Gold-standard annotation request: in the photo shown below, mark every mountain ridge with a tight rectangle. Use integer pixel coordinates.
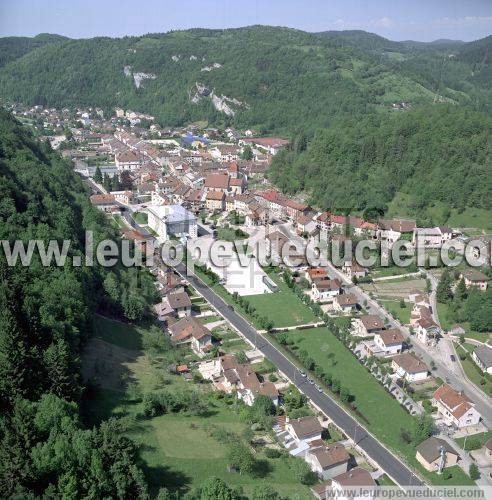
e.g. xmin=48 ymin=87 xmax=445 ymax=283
xmin=0 ymin=25 xmax=490 ymax=132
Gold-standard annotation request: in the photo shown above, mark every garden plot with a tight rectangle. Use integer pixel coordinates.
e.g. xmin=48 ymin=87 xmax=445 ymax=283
xmin=361 ymin=278 xmax=427 ymax=299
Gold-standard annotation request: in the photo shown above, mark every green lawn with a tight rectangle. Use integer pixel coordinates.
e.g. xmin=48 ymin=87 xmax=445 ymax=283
xmin=437 ymin=302 xmax=454 ymax=331
xmin=456 ymin=431 xmax=492 ymax=451
xmin=198 ymin=315 xmax=222 ymax=324
xmin=216 ymin=227 xmax=248 ymax=242
xmin=464 ymin=332 xmax=491 ymax=343
xmin=246 ymin=272 xmax=316 ymax=328
xmin=428 ymin=466 xmax=475 ymax=486
xmin=456 ymin=345 xmax=492 ymax=397
xmin=93 ymin=314 xmax=144 ymax=350
xmin=84 ymin=316 xmax=311 ymax=497
xmin=277 ymin=327 xmax=475 ymax=485
xmin=283 ymin=327 xmax=416 ymax=453
xmin=446 ymin=207 xmax=492 ymax=232
xmin=380 ymin=299 xmax=411 ymax=324
xmin=372 ymin=266 xmax=416 ymax=279
xmin=133 ymin=211 xmax=148 ymax=225
xmin=377 ymin=474 xmax=396 ymax=486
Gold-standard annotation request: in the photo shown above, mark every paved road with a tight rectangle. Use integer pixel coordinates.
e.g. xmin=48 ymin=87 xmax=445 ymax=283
xmin=324 ymin=261 xmax=492 ymax=426
xmin=279 ymin=224 xmax=492 ymax=426
xmin=174 ymin=261 xmax=424 ymax=488
xmin=120 ymin=210 xmax=424 ymax=488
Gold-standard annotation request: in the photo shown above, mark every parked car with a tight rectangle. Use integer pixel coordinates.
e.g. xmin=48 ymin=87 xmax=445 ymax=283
xmin=450 ymin=354 xmax=456 ymax=362
xmin=299 ymin=371 xmax=306 ymax=378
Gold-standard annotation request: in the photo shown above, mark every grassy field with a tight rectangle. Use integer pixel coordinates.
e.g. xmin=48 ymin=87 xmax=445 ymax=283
xmin=133 ymin=211 xmax=148 ymax=225
xmin=446 ymin=207 xmax=492 ymax=232
xmin=216 ymin=227 xmax=248 ymax=242
xmin=437 ymin=302 xmax=454 ymax=331
xmin=456 ymin=344 xmax=492 ymax=397
xmin=360 ymin=278 xmax=426 ymax=300
xmin=93 ymin=314 xmax=144 ymax=350
xmin=372 ymin=267 xmax=417 ymax=279
xmin=387 ymin=197 xmax=492 ymax=232
xmin=282 ymin=327 xmax=416 ymax=452
xmin=83 ymin=316 xmax=311 ymax=497
xmin=246 ymin=272 xmax=316 ymax=328
xmin=379 ymin=299 xmax=411 ymax=324
xmin=192 ymin=264 xmax=316 ymax=329
xmin=278 ymin=327 xmax=475 ymax=485
xmin=455 ymin=431 xmax=492 ymax=451
xmin=464 ymin=332 xmax=491 ymax=343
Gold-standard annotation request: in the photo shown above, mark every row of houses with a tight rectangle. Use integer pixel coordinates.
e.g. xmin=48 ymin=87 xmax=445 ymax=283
xmin=199 ymin=354 xmax=279 ymax=406
xmin=274 ymin=415 xmax=378 ymax=498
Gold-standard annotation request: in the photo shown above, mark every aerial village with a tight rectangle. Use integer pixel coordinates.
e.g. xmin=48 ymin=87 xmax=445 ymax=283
xmin=9 ymin=101 xmax=492 ymax=493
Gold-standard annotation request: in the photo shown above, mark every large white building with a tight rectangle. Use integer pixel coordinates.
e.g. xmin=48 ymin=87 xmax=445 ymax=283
xmin=146 ymin=204 xmax=197 ymax=240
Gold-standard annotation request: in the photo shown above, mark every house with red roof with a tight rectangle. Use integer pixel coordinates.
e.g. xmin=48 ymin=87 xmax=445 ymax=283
xmin=432 ymin=384 xmax=481 ymax=428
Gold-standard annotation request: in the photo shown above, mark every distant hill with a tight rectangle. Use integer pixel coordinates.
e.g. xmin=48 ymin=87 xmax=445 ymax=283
xmin=0 ymin=26 xmax=490 ymax=131
xmin=0 ymin=33 xmax=69 ymax=68
xmin=269 ymin=105 xmax=492 ymax=222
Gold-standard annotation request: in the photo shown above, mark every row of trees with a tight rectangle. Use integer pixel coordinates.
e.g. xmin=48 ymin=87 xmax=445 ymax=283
xmin=0 ymin=110 xmax=152 ymax=496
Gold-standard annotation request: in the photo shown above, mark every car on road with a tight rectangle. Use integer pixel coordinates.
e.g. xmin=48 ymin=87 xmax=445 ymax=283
xmin=450 ymin=354 xmax=456 ymax=362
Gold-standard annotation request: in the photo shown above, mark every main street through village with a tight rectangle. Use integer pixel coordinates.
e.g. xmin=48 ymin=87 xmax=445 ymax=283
xmin=118 ymin=207 xmax=426 ymax=489
xmin=278 ymin=223 xmax=492 ymax=428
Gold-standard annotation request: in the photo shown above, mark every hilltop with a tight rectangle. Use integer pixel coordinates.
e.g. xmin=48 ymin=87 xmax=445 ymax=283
xmin=0 ymin=26 xmax=490 ymax=132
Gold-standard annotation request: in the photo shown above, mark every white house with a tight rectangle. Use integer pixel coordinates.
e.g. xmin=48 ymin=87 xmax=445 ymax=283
xmin=285 ymin=416 xmax=323 ymax=447
xmin=311 ymin=279 xmax=342 ymax=302
xmin=168 ymin=317 xmax=212 ymax=357
xmin=330 ymin=467 xmax=376 ymax=500
xmin=414 ymin=316 xmax=441 ymax=344
xmin=432 ymin=384 xmax=481 ymax=428
xmin=305 ymin=443 xmax=350 ymax=480
xmin=373 ymin=329 xmax=406 ymax=356
xmin=110 ymin=190 xmax=133 ymax=205
xmin=352 ymin=315 xmax=385 ymax=337
xmin=391 ymin=353 xmax=429 ymax=382
xmin=199 ymin=355 xmax=279 ymax=407
xmin=460 ymin=269 xmax=489 ymax=291
xmin=378 ymin=219 xmax=416 ymax=245
xmin=333 ymin=294 xmax=358 ymax=315
xmin=167 ymin=290 xmax=192 ymax=318
xmin=413 ymin=226 xmax=454 ymax=248
xmin=115 ymin=150 xmax=141 ymax=171
xmin=472 ymin=345 xmax=492 ymax=374
xmin=147 ymin=204 xmax=198 ymax=240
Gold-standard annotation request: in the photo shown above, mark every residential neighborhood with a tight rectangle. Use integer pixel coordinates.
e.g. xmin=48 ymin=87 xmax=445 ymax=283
xmin=2 ymin=65 xmax=491 ymax=498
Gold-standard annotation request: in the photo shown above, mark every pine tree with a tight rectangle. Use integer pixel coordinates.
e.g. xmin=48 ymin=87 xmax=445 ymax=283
xmin=94 ymin=165 xmax=103 ymax=183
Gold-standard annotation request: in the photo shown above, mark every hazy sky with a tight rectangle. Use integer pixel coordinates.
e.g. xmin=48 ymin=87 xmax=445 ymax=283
xmin=1 ymin=0 xmax=491 ymax=42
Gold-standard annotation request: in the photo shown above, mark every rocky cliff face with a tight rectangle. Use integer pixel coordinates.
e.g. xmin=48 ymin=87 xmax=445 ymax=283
xmin=189 ymin=82 xmax=248 ymax=116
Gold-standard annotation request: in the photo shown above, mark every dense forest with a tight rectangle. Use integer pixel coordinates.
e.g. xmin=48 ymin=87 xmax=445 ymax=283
xmin=269 ymin=105 xmax=492 ymax=219
xmin=0 ymin=109 xmax=155 ymax=497
xmin=0 ymin=27 xmax=491 ymax=132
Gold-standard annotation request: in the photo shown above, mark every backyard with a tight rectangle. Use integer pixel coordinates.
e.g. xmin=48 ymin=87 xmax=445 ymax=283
xmin=245 ymin=271 xmax=317 ymax=328
xmin=379 ymin=299 xmax=411 ymax=325
xmin=276 ymin=327 xmax=474 ymax=485
xmin=82 ymin=316 xmax=311 ymax=497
